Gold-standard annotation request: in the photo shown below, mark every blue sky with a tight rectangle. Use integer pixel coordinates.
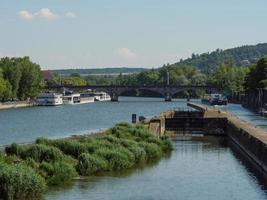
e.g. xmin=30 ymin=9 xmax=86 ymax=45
xmin=0 ymin=0 xmax=266 ymax=69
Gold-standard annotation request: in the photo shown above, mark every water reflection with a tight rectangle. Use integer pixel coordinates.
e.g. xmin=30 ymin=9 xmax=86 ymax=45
xmin=45 ymin=137 xmax=267 ymax=200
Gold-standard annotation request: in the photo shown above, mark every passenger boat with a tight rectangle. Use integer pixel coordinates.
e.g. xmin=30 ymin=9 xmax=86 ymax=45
xmin=62 ymin=93 xmax=81 ymax=105
xmin=62 ymin=92 xmax=95 ymax=105
xmin=94 ymin=92 xmax=111 ymax=101
xmin=80 ymin=93 xmax=95 ymax=104
xmin=201 ymin=94 xmax=228 ymax=106
xmin=36 ymin=93 xmax=63 ymax=106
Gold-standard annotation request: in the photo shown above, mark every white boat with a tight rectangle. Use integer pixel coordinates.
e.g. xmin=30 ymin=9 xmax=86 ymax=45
xmin=94 ymin=92 xmax=111 ymax=101
xmin=80 ymin=93 xmax=95 ymax=104
xmin=36 ymin=93 xmax=63 ymax=106
xmin=62 ymin=93 xmax=81 ymax=105
xmin=62 ymin=93 xmax=95 ymax=105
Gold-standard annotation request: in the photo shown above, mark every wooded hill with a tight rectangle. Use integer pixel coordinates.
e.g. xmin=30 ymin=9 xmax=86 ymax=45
xmin=52 ymin=67 xmax=146 ymax=76
xmin=171 ymin=43 xmax=267 ymax=72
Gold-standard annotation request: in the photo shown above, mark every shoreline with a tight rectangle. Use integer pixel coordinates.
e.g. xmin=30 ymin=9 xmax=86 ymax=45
xmin=0 ymin=101 xmax=35 ymax=110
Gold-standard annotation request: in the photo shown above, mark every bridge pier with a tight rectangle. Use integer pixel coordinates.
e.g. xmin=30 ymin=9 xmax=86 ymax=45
xmin=165 ymin=92 xmax=172 ymax=102
xmin=111 ymin=93 xmax=119 ymax=102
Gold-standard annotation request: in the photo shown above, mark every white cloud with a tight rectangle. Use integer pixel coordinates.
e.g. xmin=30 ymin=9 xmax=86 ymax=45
xmin=65 ymin=12 xmax=77 ymax=18
xmin=18 ymin=8 xmax=76 ymax=21
xmin=117 ymin=48 xmax=137 ymax=59
xmin=35 ymin=8 xmax=58 ymax=21
xmin=19 ymin=10 xmax=34 ymax=21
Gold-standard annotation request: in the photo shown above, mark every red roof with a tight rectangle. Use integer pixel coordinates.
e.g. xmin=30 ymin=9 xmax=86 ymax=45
xmin=42 ymin=70 xmax=54 ymax=81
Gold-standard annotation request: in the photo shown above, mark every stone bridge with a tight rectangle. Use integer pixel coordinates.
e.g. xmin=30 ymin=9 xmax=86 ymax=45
xmin=46 ymin=85 xmax=218 ymax=101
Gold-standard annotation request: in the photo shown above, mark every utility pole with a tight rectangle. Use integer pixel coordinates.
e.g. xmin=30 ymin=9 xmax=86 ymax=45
xmin=166 ymin=71 xmax=170 ymax=86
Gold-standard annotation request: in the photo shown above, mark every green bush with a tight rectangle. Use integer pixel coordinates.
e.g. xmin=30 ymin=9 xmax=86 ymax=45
xmin=77 ymin=153 xmax=108 ymax=175
xmin=37 ymin=138 xmax=88 ymax=158
xmin=139 ymin=142 xmax=162 ymax=160
xmin=40 ymin=161 xmax=77 ymax=185
xmin=25 ymin=144 xmax=63 ymax=162
xmin=161 ymin=137 xmax=173 ymax=151
xmin=54 ymin=140 xmax=87 ymax=157
xmin=0 ymin=163 xmax=46 ymax=200
xmin=5 ymin=143 xmax=26 ymax=158
xmin=94 ymin=148 xmax=133 ymax=170
xmin=127 ymin=144 xmax=146 ymax=163
xmin=0 ymin=123 xmax=173 ymax=198
xmin=146 ymin=137 xmax=163 ymax=147
xmin=85 ymin=139 xmax=114 ymax=154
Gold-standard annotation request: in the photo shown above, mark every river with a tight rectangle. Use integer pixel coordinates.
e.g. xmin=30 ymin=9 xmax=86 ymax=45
xmin=0 ymin=97 xmax=267 ymax=199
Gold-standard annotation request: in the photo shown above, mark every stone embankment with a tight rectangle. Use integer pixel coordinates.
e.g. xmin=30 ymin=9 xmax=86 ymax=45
xmin=148 ymin=102 xmax=267 ymax=173
xmin=0 ymin=101 xmax=35 ymax=110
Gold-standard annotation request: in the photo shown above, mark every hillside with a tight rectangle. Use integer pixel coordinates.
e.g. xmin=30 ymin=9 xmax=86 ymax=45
xmin=52 ymin=67 xmax=146 ymax=76
xmin=172 ymin=43 xmax=267 ymax=72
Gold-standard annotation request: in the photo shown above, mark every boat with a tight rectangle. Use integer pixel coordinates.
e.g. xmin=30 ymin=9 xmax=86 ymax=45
xmin=201 ymin=94 xmax=228 ymax=105
xmin=36 ymin=93 xmax=63 ymax=106
xmin=62 ymin=93 xmax=81 ymax=105
xmin=62 ymin=92 xmax=95 ymax=105
xmin=93 ymin=92 xmax=111 ymax=101
xmin=80 ymin=93 xmax=95 ymax=104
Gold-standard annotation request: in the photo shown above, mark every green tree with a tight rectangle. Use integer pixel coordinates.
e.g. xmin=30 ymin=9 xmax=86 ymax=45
xmin=17 ymin=57 xmax=43 ymax=100
xmin=0 ymin=57 xmax=22 ymax=99
xmin=245 ymin=56 xmax=267 ymax=92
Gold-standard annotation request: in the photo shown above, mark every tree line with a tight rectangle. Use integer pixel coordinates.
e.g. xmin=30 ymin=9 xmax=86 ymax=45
xmin=1 ymin=54 xmax=265 ymax=102
xmin=0 ymin=57 xmax=43 ymax=101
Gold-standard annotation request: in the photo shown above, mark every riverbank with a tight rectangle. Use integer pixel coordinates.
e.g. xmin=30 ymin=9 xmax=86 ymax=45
xmin=0 ymin=123 xmax=173 ymax=200
xmin=0 ymin=101 xmax=35 ymax=110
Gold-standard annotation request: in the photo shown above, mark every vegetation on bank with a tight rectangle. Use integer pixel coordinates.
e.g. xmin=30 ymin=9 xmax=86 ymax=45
xmin=244 ymin=56 xmax=267 ymax=92
xmin=0 ymin=123 xmax=173 ymax=200
xmin=0 ymin=57 xmax=43 ymax=102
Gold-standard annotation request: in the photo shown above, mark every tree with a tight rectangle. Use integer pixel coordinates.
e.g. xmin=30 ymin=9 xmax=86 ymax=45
xmin=0 ymin=57 xmax=22 ymax=99
xmin=209 ymin=62 xmax=248 ymax=96
xmin=245 ymin=56 xmax=267 ymax=92
xmin=16 ymin=57 xmax=43 ymax=100
xmin=0 ymin=69 xmax=7 ymax=98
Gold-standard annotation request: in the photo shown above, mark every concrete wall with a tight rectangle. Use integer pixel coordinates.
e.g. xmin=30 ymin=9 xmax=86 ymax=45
xmin=228 ymin=122 xmax=267 ymax=173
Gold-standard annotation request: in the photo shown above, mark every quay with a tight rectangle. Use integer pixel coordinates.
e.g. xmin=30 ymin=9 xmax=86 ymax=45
xmin=148 ymin=102 xmax=267 ymax=173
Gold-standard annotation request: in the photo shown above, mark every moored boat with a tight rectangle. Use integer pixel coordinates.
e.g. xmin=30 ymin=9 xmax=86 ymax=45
xmin=36 ymin=93 xmax=63 ymax=106
xmin=94 ymin=92 xmax=111 ymax=101
xmin=201 ymin=94 xmax=228 ymax=106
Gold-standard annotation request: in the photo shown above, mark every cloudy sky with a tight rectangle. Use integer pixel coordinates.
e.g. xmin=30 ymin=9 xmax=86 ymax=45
xmin=0 ymin=0 xmax=266 ymax=69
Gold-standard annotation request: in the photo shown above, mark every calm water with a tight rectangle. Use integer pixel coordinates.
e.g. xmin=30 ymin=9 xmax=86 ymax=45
xmin=45 ymin=137 xmax=267 ymax=200
xmin=1 ymin=97 xmax=267 ymax=200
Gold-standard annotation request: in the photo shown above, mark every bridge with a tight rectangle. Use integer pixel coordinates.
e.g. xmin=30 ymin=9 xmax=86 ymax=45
xmin=46 ymin=85 xmax=218 ymax=101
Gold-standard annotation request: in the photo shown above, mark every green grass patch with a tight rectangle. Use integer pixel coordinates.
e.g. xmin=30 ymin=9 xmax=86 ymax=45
xmin=2 ymin=122 xmax=173 ymax=199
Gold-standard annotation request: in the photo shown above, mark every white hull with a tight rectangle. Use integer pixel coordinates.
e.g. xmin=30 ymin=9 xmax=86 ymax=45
xmin=95 ymin=97 xmax=111 ymax=102
xmin=63 ymin=94 xmax=95 ymax=105
xmin=37 ymin=93 xmax=63 ymax=106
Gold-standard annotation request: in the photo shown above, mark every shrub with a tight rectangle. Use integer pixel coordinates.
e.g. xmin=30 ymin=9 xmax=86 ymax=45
xmin=0 ymin=163 xmax=46 ymax=200
xmin=25 ymin=144 xmax=63 ymax=162
xmin=127 ymin=145 xmax=146 ymax=163
xmin=54 ymin=140 xmax=87 ymax=157
xmin=139 ymin=142 xmax=162 ymax=160
xmin=161 ymin=137 xmax=173 ymax=151
xmin=5 ymin=143 xmax=26 ymax=158
xmin=146 ymin=137 xmax=163 ymax=147
xmin=94 ymin=148 xmax=133 ymax=170
xmin=77 ymin=153 xmax=108 ymax=175
xmin=40 ymin=161 xmax=77 ymax=185
xmin=85 ymin=139 xmax=114 ymax=154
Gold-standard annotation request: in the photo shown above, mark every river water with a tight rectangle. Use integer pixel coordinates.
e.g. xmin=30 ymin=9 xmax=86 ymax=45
xmin=0 ymin=97 xmax=267 ymax=199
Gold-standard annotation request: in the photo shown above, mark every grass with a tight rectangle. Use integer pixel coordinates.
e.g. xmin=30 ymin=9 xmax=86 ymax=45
xmin=1 ymin=123 xmax=173 ymax=199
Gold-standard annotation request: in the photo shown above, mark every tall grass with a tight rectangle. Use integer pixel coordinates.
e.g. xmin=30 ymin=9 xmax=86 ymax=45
xmin=2 ymin=122 xmax=173 ymax=199
xmin=77 ymin=153 xmax=108 ymax=175
xmin=0 ymin=162 xmax=46 ymax=200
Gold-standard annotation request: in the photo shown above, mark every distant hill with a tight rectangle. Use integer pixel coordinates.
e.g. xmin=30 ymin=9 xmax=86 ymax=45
xmin=171 ymin=43 xmax=267 ymax=72
xmin=51 ymin=67 xmax=146 ymax=76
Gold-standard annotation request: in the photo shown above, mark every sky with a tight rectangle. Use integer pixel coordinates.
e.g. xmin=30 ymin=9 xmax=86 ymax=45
xmin=0 ymin=0 xmax=267 ymax=70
